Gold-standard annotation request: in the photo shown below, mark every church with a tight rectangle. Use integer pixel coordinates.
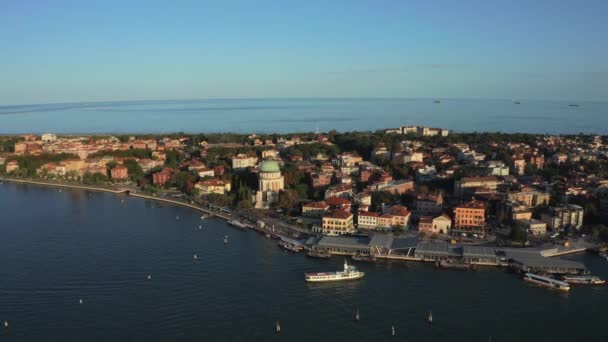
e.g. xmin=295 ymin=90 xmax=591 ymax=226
xmin=254 ymin=160 xmax=285 ymax=209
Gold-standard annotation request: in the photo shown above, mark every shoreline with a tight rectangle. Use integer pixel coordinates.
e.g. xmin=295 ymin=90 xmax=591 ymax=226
xmin=2 ymin=177 xmax=241 ymax=225
xmin=1 ymin=177 xmax=593 ymax=270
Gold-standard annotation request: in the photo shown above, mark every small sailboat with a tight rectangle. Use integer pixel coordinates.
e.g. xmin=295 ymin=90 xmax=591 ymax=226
xmin=355 ymin=308 xmax=360 ymax=322
xmin=176 ymin=215 xmax=180 ymax=221
xmin=4 ymin=321 xmax=8 ymax=328
xmin=427 ymin=311 xmax=433 ymax=324
xmin=193 ymin=254 xmax=198 ymax=260
xmin=275 ymin=321 xmax=281 ymax=333
xmin=147 ymin=274 xmax=152 ymax=280
xmin=198 ymin=225 xmax=202 ymax=230
xmin=224 ymin=235 xmax=229 ymax=244
xmin=79 ymin=298 xmax=83 ymax=305
xmin=391 ymin=325 xmax=395 ymax=336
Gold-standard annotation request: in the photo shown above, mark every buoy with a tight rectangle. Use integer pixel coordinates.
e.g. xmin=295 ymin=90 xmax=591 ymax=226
xmin=79 ymin=298 xmax=83 ymax=305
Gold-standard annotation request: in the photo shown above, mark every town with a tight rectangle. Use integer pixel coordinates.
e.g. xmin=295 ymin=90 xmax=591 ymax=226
xmin=1 ymin=126 xmax=608 ymax=276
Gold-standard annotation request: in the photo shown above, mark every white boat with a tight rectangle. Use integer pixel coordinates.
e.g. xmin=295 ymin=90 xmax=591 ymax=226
xmin=228 ymin=220 xmax=247 ymax=229
xmin=304 ymin=260 xmax=364 ymax=282
xmin=562 ymin=275 xmax=605 ymax=285
xmin=427 ymin=311 xmax=433 ymax=324
xmin=523 ymin=273 xmax=570 ymax=291
xmin=275 ymin=321 xmax=281 ymax=333
xmin=224 ymin=235 xmax=229 ymax=244
xmin=355 ymin=308 xmax=360 ymax=322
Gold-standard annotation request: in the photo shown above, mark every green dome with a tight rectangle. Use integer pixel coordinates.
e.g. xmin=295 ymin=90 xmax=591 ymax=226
xmin=260 ymin=160 xmax=280 ymax=173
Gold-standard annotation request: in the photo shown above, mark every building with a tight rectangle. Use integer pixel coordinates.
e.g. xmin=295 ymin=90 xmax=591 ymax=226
xmin=152 ymin=168 xmax=173 ymax=186
xmin=367 ymin=179 xmax=414 ymax=195
xmin=415 ymin=193 xmax=444 ymax=217
xmin=197 ymin=168 xmax=215 ymax=178
xmin=484 ymin=161 xmax=509 ymax=176
xmin=6 ymin=160 xmax=19 ymax=173
xmin=41 ymin=133 xmax=57 ymax=142
xmin=507 ymin=189 xmax=550 ymax=208
xmin=517 ymin=219 xmax=547 ymax=235
xmin=310 ymin=172 xmax=332 ymax=188
xmin=510 ymin=157 xmax=526 ymax=175
xmin=454 ymin=176 xmax=500 ymax=198
xmin=418 ymin=216 xmax=434 ymax=234
xmin=321 ymin=210 xmax=355 ymax=235
xmin=453 ymin=200 xmax=486 ymax=236
xmin=357 ymin=211 xmax=379 ymax=229
xmin=432 ymin=214 xmax=452 ymax=234
xmin=195 ymin=179 xmax=231 ymax=195
xmin=541 ymin=204 xmax=584 ymax=231
xmin=302 ymin=201 xmax=330 ymax=217
xmin=399 ymin=152 xmax=424 ymax=163
xmin=110 ymin=165 xmax=128 ymax=180
xmin=14 ymin=142 xmax=27 ymax=154
xmin=232 ymin=153 xmax=258 ymax=171
xmin=254 ymin=160 xmax=284 ymax=209
xmin=497 ymin=200 xmax=533 ymax=223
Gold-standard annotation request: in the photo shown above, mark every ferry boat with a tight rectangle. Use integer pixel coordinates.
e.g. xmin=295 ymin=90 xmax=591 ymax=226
xmin=523 ymin=273 xmax=570 ymax=291
xmin=562 ymin=275 xmax=605 ymax=285
xmin=304 ymin=260 xmax=364 ymax=283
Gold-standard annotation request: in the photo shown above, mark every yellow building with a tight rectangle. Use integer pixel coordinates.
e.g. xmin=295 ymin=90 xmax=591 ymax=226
xmin=195 ymin=179 xmax=231 ymax=195
xmin=321 ymin=210 xmax=355 ymax=235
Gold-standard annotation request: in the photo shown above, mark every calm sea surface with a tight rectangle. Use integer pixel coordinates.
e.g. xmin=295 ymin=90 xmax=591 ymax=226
xmin=0 ymin=98 xmax=606 ymax=134
xmin=1 ymin=182 xmax=608 ymax=341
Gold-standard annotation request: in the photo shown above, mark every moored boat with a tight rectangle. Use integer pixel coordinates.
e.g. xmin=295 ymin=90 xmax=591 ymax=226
xmin=351 ymin=254 xmax=376 ymax=262
xmin=562 ymin=275 xmax=605 ymax=285
xmin=306 ymin=250 xmax=331 ymax=259
xmin=437 ymin=260 xmax=471 ymax=270
xmin=278 ymin=241 xmax=303 ymax=253
xmin=305 ymin=260 xmax=364 ymax=282
xmin=523 ymin=273 xmax=570 ymax=291
xmin=228 ymin=220 xmax=247 ymax=229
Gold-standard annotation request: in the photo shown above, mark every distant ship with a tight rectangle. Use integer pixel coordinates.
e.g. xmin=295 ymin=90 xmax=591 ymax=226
xmin=304 ymin=260 xmax=364 ymax=282
xmin=513 ymin=101 xmax=521 ymax=104
xmin=433 ymin=100 xmax=443 ymax=103
xmin=568 ymin=104 xmax=580 ymax=107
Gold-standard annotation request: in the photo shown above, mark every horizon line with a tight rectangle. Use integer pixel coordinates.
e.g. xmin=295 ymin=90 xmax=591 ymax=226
xmin=2 ymin=96 xmax=606 ymax=108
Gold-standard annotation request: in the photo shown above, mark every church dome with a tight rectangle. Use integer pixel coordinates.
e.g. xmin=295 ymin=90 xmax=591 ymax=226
xmin=259 ymin=160 xmax=280 ymax=173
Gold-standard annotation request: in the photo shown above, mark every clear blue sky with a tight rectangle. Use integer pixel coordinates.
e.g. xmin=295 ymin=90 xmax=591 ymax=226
xmin=1 ymin=0 xmax=606 ymax=105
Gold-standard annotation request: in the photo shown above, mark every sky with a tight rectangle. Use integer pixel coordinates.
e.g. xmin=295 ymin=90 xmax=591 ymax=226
xmin=1 ymin=0 xmax=607 ymax=105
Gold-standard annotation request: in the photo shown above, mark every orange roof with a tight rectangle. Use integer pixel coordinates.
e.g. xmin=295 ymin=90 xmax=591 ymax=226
xmin=358 ymin=211 xmax=379 ymax=217
xmin=303 ymin=201 xmax=329 ymax=209
xmin=324 ymin=210 xmax=352 ymax=219
xmin=326 ymin=196 xmax=351 ymax=206
xmin=456 ymin=200 xmax=486 ymax=209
